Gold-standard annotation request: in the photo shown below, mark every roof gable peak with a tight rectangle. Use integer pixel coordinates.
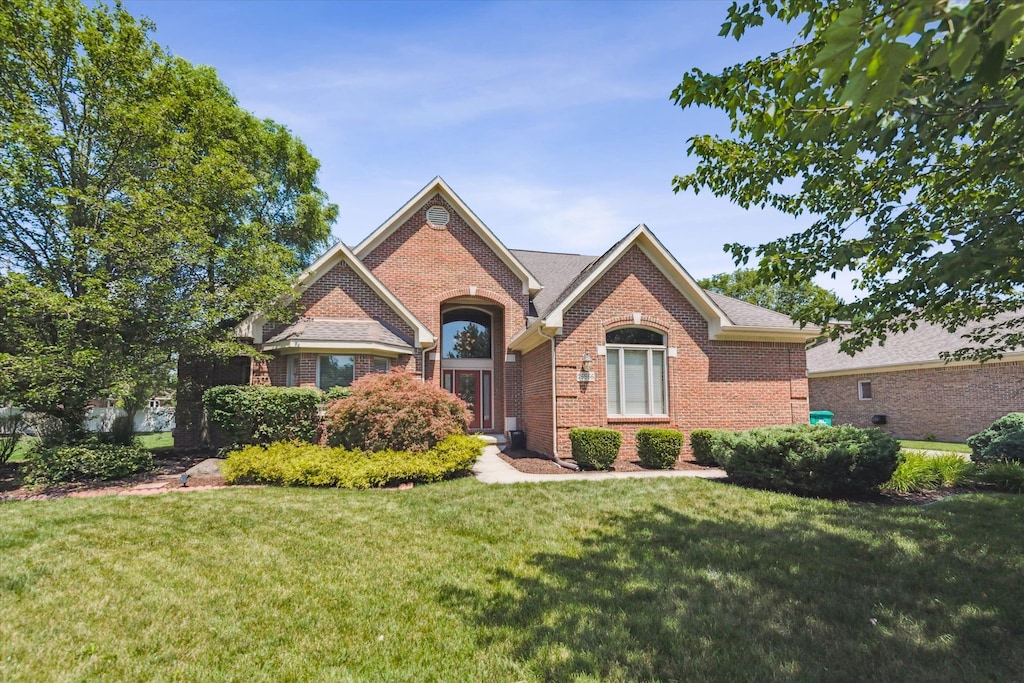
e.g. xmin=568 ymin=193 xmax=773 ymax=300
xmin=352 ymin=177 xmax=541 ymax=295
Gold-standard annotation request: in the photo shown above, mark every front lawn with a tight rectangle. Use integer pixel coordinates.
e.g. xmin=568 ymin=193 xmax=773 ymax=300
xmin=1 ymin=479 xmax=1022 ymax=681
xmin=8 ymin=431 xmax=173 ymax=462
xmin=899 ymin=439 xmax=971 ymax=453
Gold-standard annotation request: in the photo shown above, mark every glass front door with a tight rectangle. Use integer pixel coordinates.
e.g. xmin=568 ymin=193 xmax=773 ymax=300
xmin=443 ymin=369 xmax=492 ymax=430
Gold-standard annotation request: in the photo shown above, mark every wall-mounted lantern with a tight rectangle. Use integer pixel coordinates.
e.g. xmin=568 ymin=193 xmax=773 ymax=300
xmin=577 ymin=352 xmax=595 ymax=382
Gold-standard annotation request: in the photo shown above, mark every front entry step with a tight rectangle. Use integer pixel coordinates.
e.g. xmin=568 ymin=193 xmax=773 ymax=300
xmin=474 ymin=433 xmax=506 ymax=446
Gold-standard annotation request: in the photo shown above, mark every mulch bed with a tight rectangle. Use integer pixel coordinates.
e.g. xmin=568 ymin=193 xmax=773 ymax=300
xmin=498 ymin=448 xmax=713 ymax=475
xmin=0 ymin=448 xmax=221 ymax=502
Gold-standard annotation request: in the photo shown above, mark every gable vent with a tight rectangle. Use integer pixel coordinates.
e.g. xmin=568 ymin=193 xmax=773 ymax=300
xmin=426 ymin=205 xmax=450 ymax=227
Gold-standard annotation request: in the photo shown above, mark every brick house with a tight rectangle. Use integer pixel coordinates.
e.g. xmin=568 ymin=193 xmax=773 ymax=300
xmin=177 ymin=178 xmax=818 ymax=461
xmin=807 ymin=317 xmax=1024 ymax=442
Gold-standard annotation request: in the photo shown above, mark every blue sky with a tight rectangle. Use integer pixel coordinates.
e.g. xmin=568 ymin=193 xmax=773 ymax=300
xmin=124 ymin=0 xmax=850 ymax=296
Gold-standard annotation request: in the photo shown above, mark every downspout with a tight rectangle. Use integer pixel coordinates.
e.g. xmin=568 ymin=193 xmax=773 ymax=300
xmin=538 ymin=326 xmax=580 ymax=471
xmin=420 ymin=338 xmax=437 ymax=383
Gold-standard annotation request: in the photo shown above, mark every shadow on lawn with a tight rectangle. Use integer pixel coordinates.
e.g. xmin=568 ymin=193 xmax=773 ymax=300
xmin=442 ymin=495 xmax=1024 ymax=682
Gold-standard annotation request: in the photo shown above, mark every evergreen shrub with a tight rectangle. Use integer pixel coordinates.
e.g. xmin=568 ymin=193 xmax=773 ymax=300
xmin=967 ymin=413 xmax=1024 ymax=464
xmin=689 ymin=429 xmax=739 ymax=467
xmin=568 ymin=428 xmax=622 ymax=470
xmin=25 ymin=443 xmax=153 ymax=484
xmin=726 ymin=424 xmax=899 ymax=497
xmin=222 ymin=434 xmax=483 ymax=489
xmin=636 ymin=428 xmax=683 ymax=469
xmin=203 ymin=385 xmax=322 ymax=446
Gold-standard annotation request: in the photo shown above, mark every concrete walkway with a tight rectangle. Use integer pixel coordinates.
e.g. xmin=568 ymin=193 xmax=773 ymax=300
xmin=472 ymin=444 xmax=727 ymax=484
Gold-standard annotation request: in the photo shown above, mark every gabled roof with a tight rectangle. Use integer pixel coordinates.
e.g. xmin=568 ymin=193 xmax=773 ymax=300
xmin=263 ymin=318 xmax=414 ymax=356
xmin=509 ymin=225 xmax=819 ymax=352
xmin=353 ymin=177 xmax=542 ymax=296
xmin=235 ymin=240 xmax=433 ymax=348
xmin=807 ymin=313 xmax=1024 ymax=376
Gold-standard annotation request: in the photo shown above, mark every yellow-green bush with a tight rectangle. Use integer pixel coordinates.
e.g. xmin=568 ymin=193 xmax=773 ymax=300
xmin=222 ymin=434 xmax=483 ymax=489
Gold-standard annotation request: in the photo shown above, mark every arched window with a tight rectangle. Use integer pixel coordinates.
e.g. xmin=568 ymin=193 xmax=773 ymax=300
xmin=442 ymin=308 xmax=492 ymax=359
xmin=605 ymin=327 xmax=667 ymax=416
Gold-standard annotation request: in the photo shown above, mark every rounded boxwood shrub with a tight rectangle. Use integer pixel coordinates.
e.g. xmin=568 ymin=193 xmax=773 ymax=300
xmin=25 ymin=443 xmax=154 ymax=484
xmin=967 ymin=413 xmax=1024 ymax=464
xmin=636 ymin=428 xmax=683 ymax=469
xmin=324 ymin=372 xmax=471 ymax=452
xmin=725 ymin=424 xmax=899 ymax=497
xmin=569 ymin=427 xmax=622 ymax=470
xmin=689 ymin=429 xmax=739 ymax=467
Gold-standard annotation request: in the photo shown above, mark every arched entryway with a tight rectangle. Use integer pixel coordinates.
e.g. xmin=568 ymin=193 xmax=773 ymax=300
xmin=441 ymin=306 xmax=493 ymax=430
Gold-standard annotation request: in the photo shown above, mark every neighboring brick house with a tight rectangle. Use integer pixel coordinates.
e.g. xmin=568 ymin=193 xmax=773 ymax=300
xmin=807 ymin=318 xmax=1024 ymax=442
xmin=177 ymin=177 xmax=818 ymax=461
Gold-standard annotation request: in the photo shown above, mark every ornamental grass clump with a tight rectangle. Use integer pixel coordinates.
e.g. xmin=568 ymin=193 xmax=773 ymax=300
xmin=636 ymin=428 xmax=683 ymax=469
xmin=568 ymin=428 xmax=622 ymax=470
xmin=882 ymin=452 xmax=976 ymax=493
xmin=324 ymin=372 xmax=470 ymax=452
xmin=222 ymin=434 xmax=483 ymax=489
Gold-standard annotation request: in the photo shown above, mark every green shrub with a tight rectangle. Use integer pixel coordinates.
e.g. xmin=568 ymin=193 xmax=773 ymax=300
xmin=222 ymin=434 xmax=483 ymax=489
xmin=967 ymin=413 xmax=1024 ymax=464
xmin=882 ymin=452 xmax=976 ymax=493
xmin=25 ymin=443 xmax=153 ymax=484
xmin=203 ymin=385 xmax=323 ymax=446
xmin=636 ymin=428 xmax=683 ymax=469
xmin=689 ymin=429 xmax=739 ymax=467
xmin=324 ymin=385 xmax=354 ymax=401
xmin=974 ymin=462 xmax=1024 ymax=493
xmin=324 ymin=372 xmax=470 ymax=452
xmin=726 ymin=424 xmax=899 ymax=497
xmin=568 ymin=428 xmax=622 ymax=470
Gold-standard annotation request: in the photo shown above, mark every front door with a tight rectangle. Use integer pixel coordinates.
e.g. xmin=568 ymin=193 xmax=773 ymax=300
xmin=443 ymin=369 xmax=492 ymax=430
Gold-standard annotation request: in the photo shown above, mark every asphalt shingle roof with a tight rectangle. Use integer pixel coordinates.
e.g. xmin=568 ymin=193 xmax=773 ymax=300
xmin=266 ymin=318 xmax=413 ymax=350
xmin=806 ymin=314 xmax=1022 ymax=374
xmin=510 ymin=247 xmax=801 ymax=330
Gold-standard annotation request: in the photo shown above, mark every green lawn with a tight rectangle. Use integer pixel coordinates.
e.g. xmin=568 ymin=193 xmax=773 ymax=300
xmin=899 ymin=439 xmax=972 ymax=454
xmin=1 ymin=479 xmax=1022 ymax=681
xmin=8 ymin=431 xmax=173 ymax=462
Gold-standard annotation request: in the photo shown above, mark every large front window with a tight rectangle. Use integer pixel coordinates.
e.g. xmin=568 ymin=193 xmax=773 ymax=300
xmin=442 ymin=308 xmax=492 ymax=359
xmin=318 ymin=355 xmax=354 ymax=390
xmin=606 ymin=328 xmax=667 ymax=416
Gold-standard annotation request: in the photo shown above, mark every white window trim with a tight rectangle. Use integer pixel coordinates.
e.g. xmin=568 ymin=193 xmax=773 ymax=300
xmin=373 ymin=356 xmax=391 ymax=373
xmin=606 ymin=343 xmax=668 ymax=418
xmin=317 ymin=354 xmax=355 ymax=390
xmin=286 ymin=356 xmax=298 ymax=387
xmin=858 ymin=379 xmax=873 ymax=401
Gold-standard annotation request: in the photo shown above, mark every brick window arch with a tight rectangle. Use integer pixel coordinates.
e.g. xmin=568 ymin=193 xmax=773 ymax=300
xmin=605 ymin=326 xmax=667 ymax=417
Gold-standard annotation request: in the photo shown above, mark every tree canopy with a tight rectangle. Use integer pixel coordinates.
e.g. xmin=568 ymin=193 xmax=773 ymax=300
xmin=699 ymin=268 xmax=842 ymax=318
xmin=0 ymin=0 xmax=337 ymax=434
xmin=673 ymin=0 xmax=1024 ymax=360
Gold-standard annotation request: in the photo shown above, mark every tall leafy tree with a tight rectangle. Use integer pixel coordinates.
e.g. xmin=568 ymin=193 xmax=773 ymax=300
xmin=447 ymin=324 xmax=491 ymax=359
xmin=0 ymin=0 xmax=337 ymax=437
xmin=699 ymin=268 xmax=842 ymax=318
xmin=673 ymin=0 xmax=1024 ymax=360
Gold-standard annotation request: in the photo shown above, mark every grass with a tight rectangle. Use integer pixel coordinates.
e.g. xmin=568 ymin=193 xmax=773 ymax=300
xmin=899 ymin=439 xmax=971 ymax=453
xmin=7 ymin=431 xmax=173 ymax=462
xmin=2 ymin=479 xmax=1023 ymax=681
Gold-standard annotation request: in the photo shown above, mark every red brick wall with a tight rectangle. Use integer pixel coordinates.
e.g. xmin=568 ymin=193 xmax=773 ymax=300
xmin=521 ymin=343 xmax=553 ymax=454
xmin=809 ymin=361 xmax=1024 ymax=442
xmin=263 ymin=259 xmax=415 ymax=346
xmin=360 ymin=194 xmax=531 ymax=432
xmin=550 ymin=245 xmax=807 ymax=462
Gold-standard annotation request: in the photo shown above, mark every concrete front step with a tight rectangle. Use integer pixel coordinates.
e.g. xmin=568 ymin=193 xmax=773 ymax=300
xmin=474 ymin=433 xmax=507 ymax=446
